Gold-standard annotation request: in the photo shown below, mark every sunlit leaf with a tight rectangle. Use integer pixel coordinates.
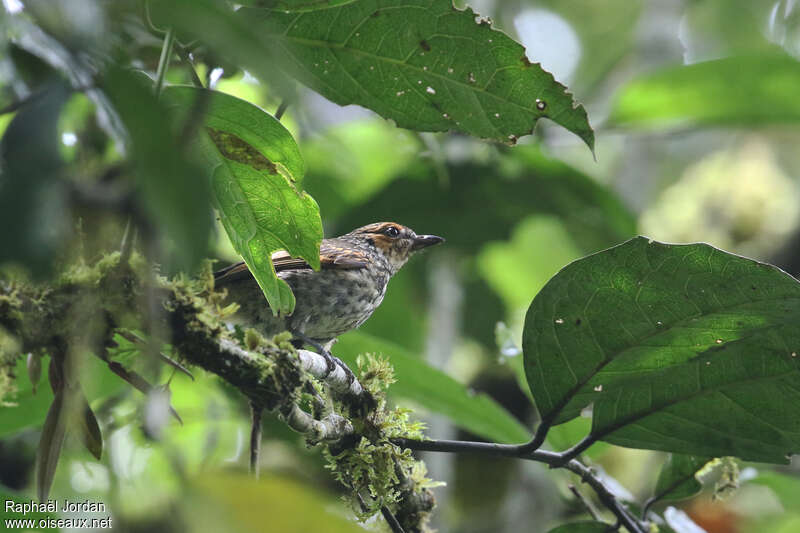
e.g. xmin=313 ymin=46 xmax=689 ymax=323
xmin=162 ymin=86 xmax=322 ymax=315
xmin=336 ymin=331 xmax=531 ymax=443
xmin=609 ymin=53 xmax=800 ymax=129
xmin=523 ymin=236 xmax=800 ymax=462
xmin=239 ymin=1 xmax=593 ymax=149
xmin=191 ymin=473 xmax=364 ymax=533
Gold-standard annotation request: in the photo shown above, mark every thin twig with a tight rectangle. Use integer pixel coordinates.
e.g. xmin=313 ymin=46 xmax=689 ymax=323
xmin=568 ymin=483 xmax=602 ymax=522
xmin=392 ymin=438 xmax=646 ymax=533
xmin=119 ymin=218 xmax=135 ymax=265
xmin=154 ymin=28 xmax=175 ymax=96
xmin=274 ymin=99 xmax=289 ymax=120
xmin=380 ymin=506 xmax=406 ymax=533
xmin=250 ymin=402 xmax=263 ymax=479
xmin=175 ymin=43 xmax=204 ymax=89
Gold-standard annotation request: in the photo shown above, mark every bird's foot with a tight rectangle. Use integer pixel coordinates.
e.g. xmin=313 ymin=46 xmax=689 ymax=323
xmin=292 ymin=332 xmax=356 ymax=386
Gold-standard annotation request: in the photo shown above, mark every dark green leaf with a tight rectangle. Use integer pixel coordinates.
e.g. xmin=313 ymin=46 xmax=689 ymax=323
xmin=7 ymin=16 xmax=126 ymax=146
xmin=651 ymin=454 xmax=713 ymax=504
xmin=78 ymin=391 xmax=103 ymax=460
xmin=522 ymin=236 xmax=800 ymax=462
xmin=252 ymin=0 xmax=357 ymax=11
xmin=35 ymin=390 xmax=67 ymax=501
xmin=336 ymin=331 xmax=531 ymax=443
xmin=162 ymin=86 xmax=322 ymax=315
xmin=238 ymin=1 xmax=593 ymax=149
xmin=546 ymin=521 xmax=610 ymax=533
xmin=0 ymin=82 xmax=70 ymax=276
xmin=102 ymin=69 xmax=213 ymax=272
xmin=609 ymin=53 xmax=800 ymax=129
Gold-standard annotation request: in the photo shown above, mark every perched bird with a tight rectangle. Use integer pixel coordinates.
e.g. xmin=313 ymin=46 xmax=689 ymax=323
xmin=215 ymin=222 xmax=444 ymax=376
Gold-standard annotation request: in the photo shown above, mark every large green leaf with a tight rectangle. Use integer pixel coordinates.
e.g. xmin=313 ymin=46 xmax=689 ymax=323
xmin=522 ymin=236 xmax=800 ymax=462
xmin=336 ymin=331 xmax=531 ymax=443
xmin=103 ymin=69 xmax=213 ymax=272
xmin=162 ymin=86 xmax=322 ymax=315
xmin=651 ymin=454 xmax=713 ymax=504
xmin=609 ymin=53 xmax=800 ymax=129
xmin=0 ymin=82 xmax=69 ymax=277
xmin=238 ymin=1 xmax=593 ymax=149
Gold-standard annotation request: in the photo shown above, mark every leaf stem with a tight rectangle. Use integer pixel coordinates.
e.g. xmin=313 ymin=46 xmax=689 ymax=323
xmin=275 ymin=99 xmax=290 ymax=120
xmin=175 ymin=43 xmax=204 ymax=88
xmin=155 ymin=28 xmax=175 ymax=97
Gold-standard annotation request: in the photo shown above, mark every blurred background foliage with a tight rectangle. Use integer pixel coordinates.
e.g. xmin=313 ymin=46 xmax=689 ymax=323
xmin=2 ymin=0 xmax=800 ymax=532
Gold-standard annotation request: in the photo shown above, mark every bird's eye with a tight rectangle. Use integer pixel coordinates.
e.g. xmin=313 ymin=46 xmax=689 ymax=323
xmin=384 ymin=226 xmax=400 ymax=238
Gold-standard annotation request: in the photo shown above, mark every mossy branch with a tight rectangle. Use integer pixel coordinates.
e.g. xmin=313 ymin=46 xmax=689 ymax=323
xmin=0 ymin=253 xmax=435 ymax=532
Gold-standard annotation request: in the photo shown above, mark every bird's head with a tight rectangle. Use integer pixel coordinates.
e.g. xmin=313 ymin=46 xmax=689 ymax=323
xmin=346 ymin=222 xmax=445 ymax=272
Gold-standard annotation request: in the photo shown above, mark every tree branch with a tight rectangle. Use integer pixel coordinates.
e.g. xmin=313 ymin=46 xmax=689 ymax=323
xmin=392 ymin=438 xmax=646 ymax=533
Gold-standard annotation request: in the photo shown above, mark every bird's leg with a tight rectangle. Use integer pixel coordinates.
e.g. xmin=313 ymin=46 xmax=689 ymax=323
xmin=249 ymin=401 xmax=263 ymax=479
xmin=291 ymin=331 xmax=356 ymax=385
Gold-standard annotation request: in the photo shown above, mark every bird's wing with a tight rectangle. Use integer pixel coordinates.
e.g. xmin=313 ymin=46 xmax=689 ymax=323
xmin=214 ymin=240 xmax=368 ymax=285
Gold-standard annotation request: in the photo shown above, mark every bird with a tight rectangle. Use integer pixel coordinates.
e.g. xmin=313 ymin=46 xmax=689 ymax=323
xmin=214 ymin=222 xmax=445 ymax=379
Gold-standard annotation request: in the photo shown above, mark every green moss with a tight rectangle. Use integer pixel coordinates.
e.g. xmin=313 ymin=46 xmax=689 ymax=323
xmin=322 ymin=354 xmax=436 ymax=527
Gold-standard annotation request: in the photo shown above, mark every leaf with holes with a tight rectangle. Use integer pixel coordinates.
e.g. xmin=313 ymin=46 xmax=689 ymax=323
xmin=238 ymin=0 xmax=593 ymax=149
xmin=523 ymin=236 xmax=800 ymax=463
xmin=162 ymin=86 xmax=322 ymax=315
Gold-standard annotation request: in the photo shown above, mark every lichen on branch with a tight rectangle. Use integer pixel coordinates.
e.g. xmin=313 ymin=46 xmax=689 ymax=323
xmin=0 ymin=252 xmax=438 ymax=532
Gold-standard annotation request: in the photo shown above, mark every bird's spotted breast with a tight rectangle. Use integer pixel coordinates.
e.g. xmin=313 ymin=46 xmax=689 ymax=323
xmin=283 ymin=266 xmax=389 ymax=341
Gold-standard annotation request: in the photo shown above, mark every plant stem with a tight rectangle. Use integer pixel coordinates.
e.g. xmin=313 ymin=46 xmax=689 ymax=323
xmin=154 ymin=28 xmax=175 ymax=97
xmin=275 ymin=99 xmax=290 ymax=120
xmin=393 ymin=438 xmax=647 ymax=533
xmin=175 ymin=43 xmax=204 ymax=88
xmin=249 ymin=402 xmax=263 ymax=479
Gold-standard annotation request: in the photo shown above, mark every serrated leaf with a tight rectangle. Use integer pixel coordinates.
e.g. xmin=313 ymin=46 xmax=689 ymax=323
xmin=522 ymin=236 xmax=800 ymax=462
xmin=609 ymin=53 xmax=800 ymax=129
xmin=652 ymin=454 xmax=713 ymax=504
xmin=238 ymin=1 xmax=593 ymax=148
xmin=162 ymin=86 xmax=322 ymax=315
xmin=336 ymin=331 xmax=531 ymax=444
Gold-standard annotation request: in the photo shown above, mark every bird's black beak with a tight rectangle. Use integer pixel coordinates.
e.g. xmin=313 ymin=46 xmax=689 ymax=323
xmin=412 ymin=234 xmax=445 ymax=251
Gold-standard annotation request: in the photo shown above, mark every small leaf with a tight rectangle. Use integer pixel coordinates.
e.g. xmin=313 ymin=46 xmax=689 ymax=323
xmin=35 ymin=390 xmax=67 ymax=502
xmin=336 ymin=331 xmax=531 ymax=444
xmin=523 ymin=236 xmax=800 ymax=462
xmin=77 ymin=391 xmax=103 ymax=460
xmin=652 ymin=454 xmax=713 ymax=505
xmin=546 ymin=521 xmax=610 ymax=533
xmin=239 ymin=1 xmax=593 ymax=149
xmin=162 ymin=86 xmax=322 ymax=315
xmin=27 ymin=353 xmax=42 ymax=394
xmin=609 ymin=53 xmax=800 ymax=129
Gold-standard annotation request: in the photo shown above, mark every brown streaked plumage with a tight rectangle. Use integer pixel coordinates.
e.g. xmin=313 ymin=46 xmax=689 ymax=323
xmin=215 ymin=222 xmax=444 ymax=347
